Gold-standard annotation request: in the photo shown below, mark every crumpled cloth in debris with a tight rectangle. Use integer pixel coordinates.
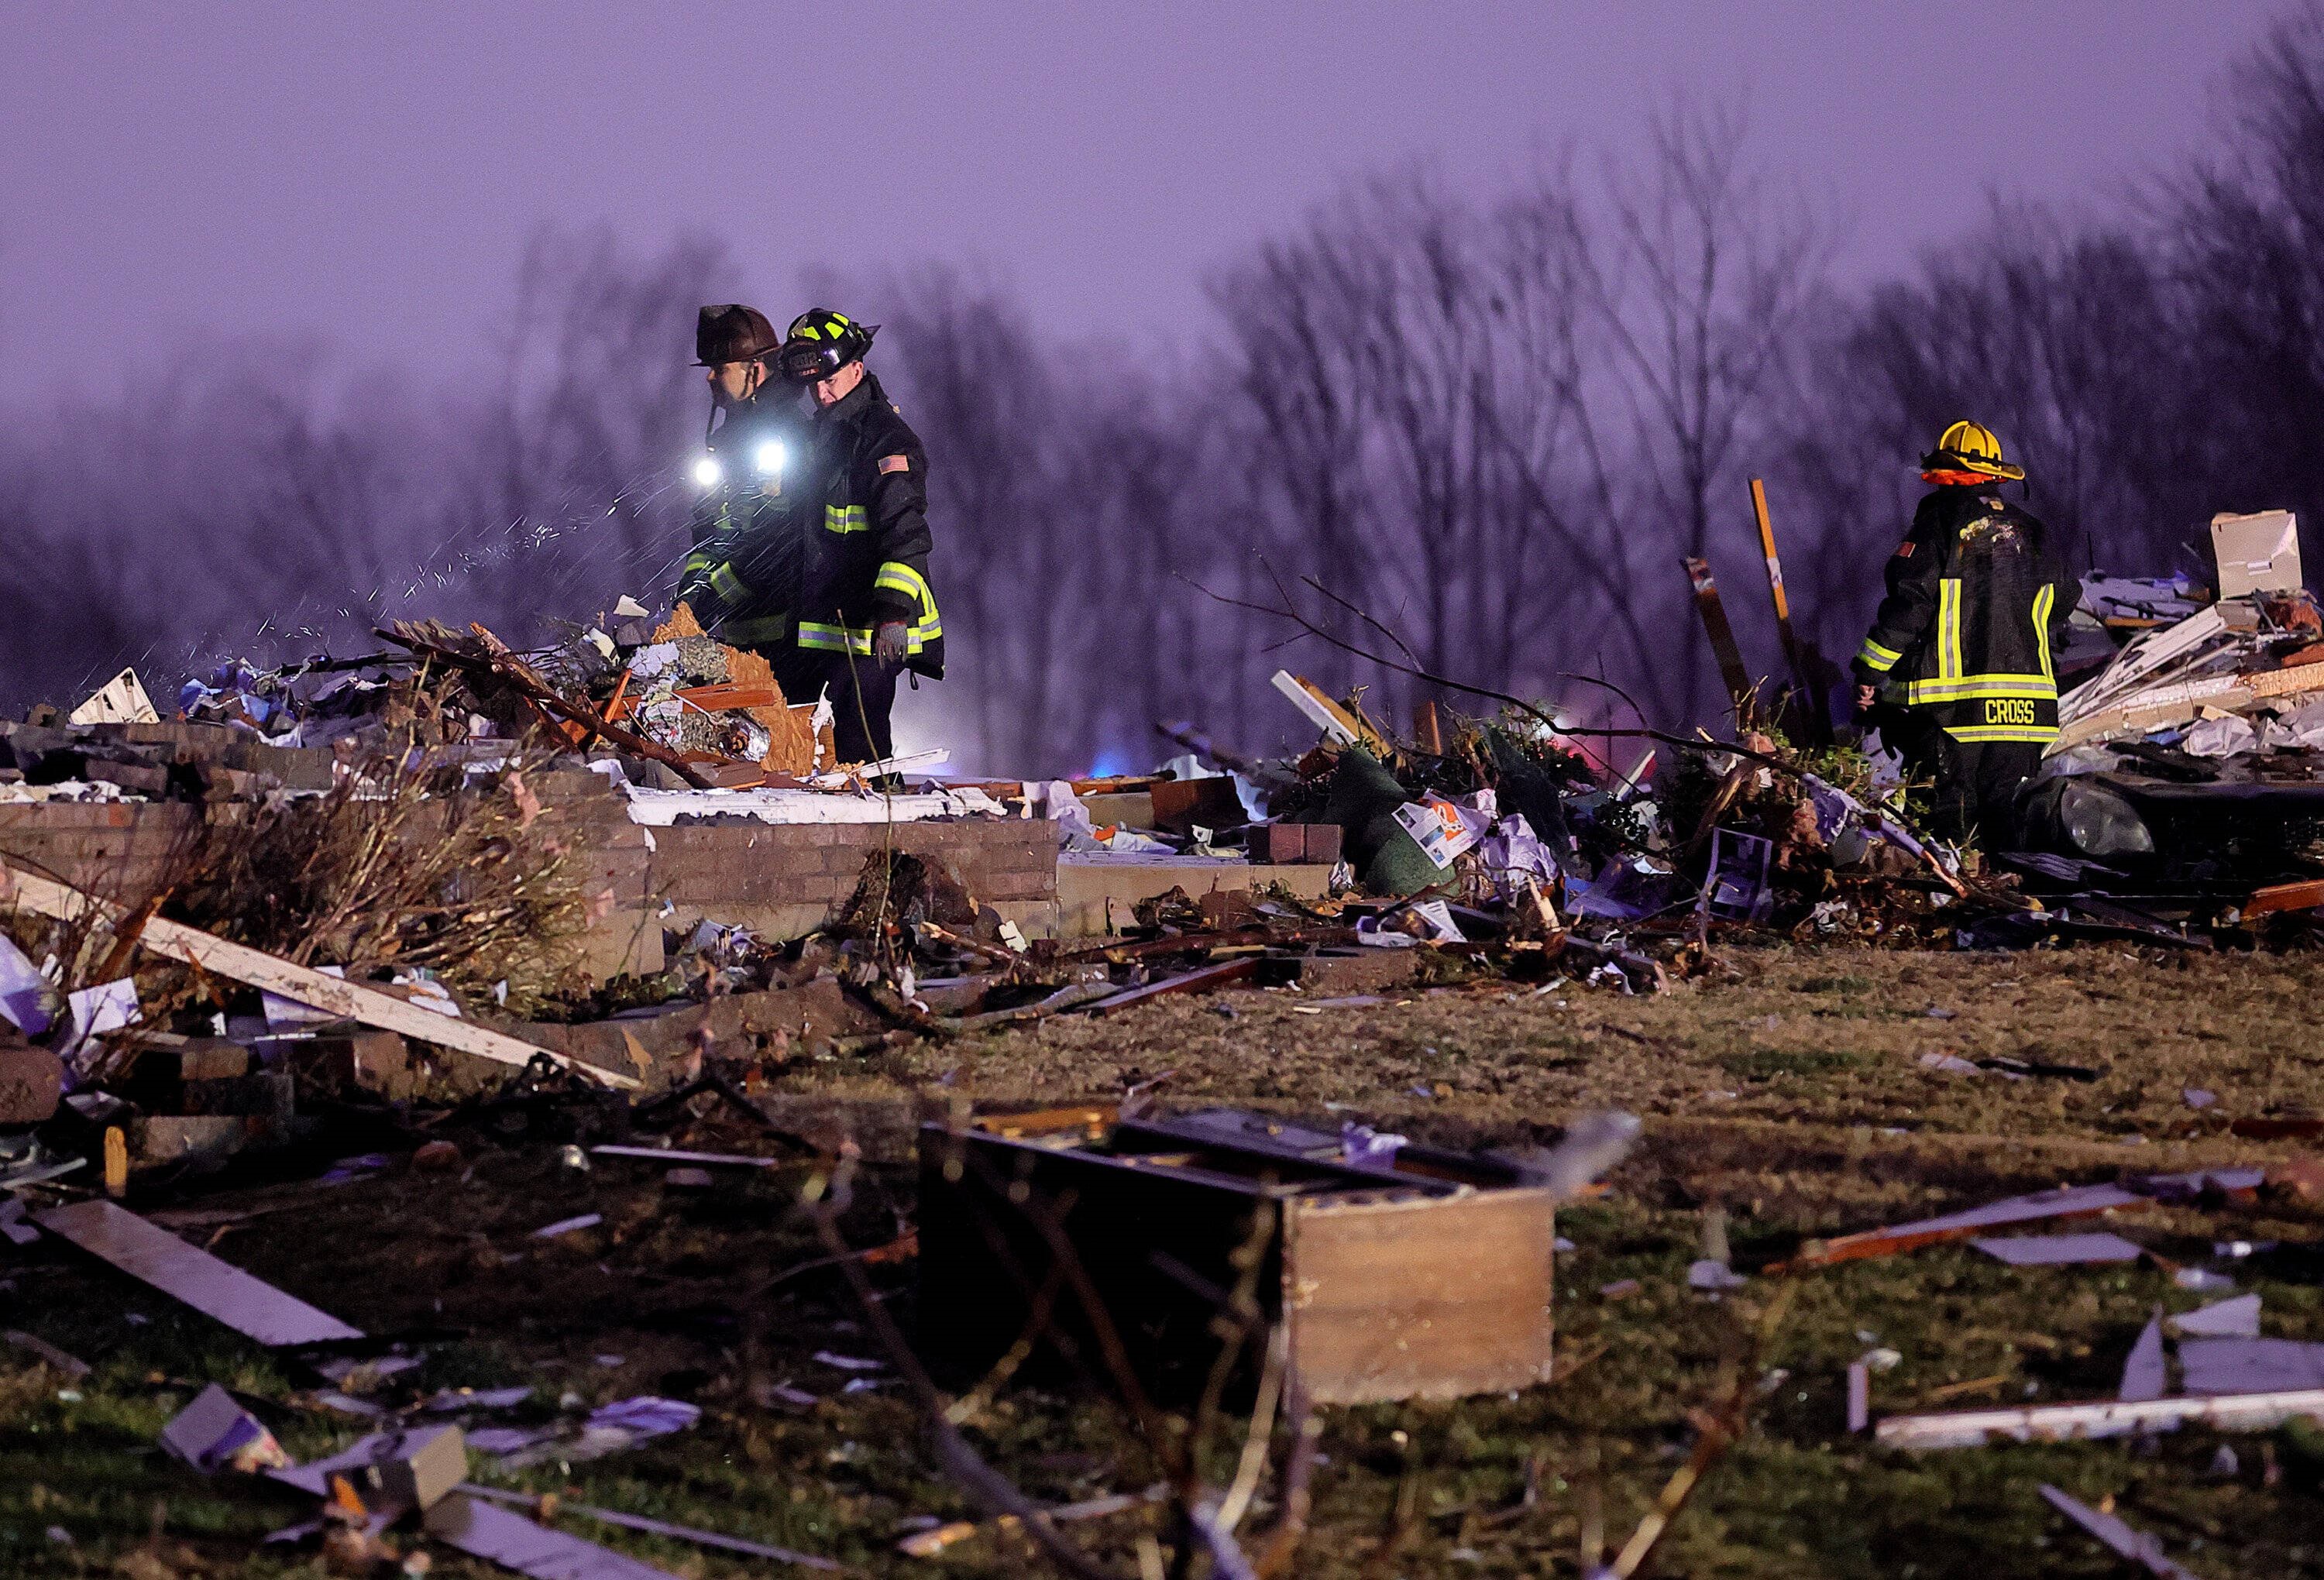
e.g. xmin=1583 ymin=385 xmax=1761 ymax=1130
xmin=2184 ymin=714 xmax=2259 ymax=757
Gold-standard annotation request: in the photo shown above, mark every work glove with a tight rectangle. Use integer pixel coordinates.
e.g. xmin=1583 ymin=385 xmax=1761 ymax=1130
xmin=873 ymin=621 xmax=910 ymax=672
xmin=677 ymin=576 xmax=733 ymax=628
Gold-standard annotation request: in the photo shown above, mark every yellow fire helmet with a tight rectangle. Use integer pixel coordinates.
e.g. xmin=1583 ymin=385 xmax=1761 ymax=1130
xmin=1920 ymin=420 xmax=2025 ymax=482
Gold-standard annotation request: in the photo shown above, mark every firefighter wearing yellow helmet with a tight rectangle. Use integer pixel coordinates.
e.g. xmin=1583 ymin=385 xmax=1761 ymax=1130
xmin=775 ymin=307 xmax=944 ymax=768
xmin=1851 ymin=422 xmax=2075 ymax=840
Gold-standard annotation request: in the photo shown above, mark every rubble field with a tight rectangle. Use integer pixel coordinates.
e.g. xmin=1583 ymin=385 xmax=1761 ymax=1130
xmin=11 ymin=941 xmax=2324 ymax=1578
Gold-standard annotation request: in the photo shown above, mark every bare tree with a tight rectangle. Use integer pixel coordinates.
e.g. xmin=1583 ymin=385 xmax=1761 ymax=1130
xmin=1581 ymin=104 xmax=1829 ymax=720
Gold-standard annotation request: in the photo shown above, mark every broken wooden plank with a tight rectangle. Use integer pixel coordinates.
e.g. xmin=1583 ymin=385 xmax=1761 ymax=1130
xmin=2038 ymin=1485 xmax=2201 ymax=1580
xmin=2246 ymin=878 xmax=2324 ymax=918
xmin=1769 ymin=1183 xmax=2145 ymax=1273
xmin=1876 ymin=1387 xmax=2324 ymax=1451
xmin=1084 ymin=957 xmax=1258 ymax=1016
xmin=1748 ymin=478 xmax=1831 ymax=746
xmin=3 ymin=1328 xmax=91 ymax=1377
xmin=424 ymin=1492 xmax=681 ymax=1579
xmin=587 ymin=1146 xmax=782 ymax=1169
xmin=379 ymin=624 xmax=714 ymax=789
xmin=1683 ymin=556 xmax=1756 ymax=710
xmin=0 ymin=862 xmax=637 ymax=1090
xmin=459 ymin=1484 xmax=840 ymax=1570
xmin=31 ymin=1200 xmax=362 ymax=1347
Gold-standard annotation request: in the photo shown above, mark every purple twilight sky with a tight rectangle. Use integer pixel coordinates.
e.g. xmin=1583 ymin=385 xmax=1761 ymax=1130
xmin=0 ymin=0 xmax=2291 ymax=406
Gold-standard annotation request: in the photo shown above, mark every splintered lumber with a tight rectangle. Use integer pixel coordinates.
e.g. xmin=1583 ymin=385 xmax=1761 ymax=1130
xmin=899 ymin=1484 xmax=1168 ymax=1557
xmin=458 ymin=1484 xmax=841 ymax=1571
xmin=1878 ymin=1388 xmax=2324 ymax=1451
xmin=1768 ymin=1183 xmax=2145 ymax=1273
xmin=378 ymin=624 xmax=714 ymax=788
xmin=424 ymin=1492 xmax=681 ymax=1579
xmin=1084 ymin=957 xmax=1258 ymax=1015
xmin=1682 ymin=556 xmax=1755 ymax=709
xmin=2038 ymin=1486 xmax=2200 ymax=1580
xmin=1270 ymin=670 xmax=1361 ymax=747
xmin=1748 ymin=478 xmax=1832 ymax=747
xmin=0 ymin=862 xmax=638 ymax=1090
xmin=33 ymin=1200 xmax=363 ymax=1347
xmin=2246 ymin=878 xmax=2324 ymax=918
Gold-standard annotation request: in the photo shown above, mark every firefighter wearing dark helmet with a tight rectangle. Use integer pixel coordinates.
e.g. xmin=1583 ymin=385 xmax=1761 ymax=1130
xmin=1852 ymin=421 xmax=2075 ymax=841
xmin=773 ymin=307 xmax=944 ymax=766
xmin=677 ymin=305 xmax=817 ymax=694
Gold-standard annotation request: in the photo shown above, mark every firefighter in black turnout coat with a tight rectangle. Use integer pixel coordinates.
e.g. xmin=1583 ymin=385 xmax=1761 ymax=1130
xmin=678 ymin=306 xmax=944 ymax=767
xmin=773 ymin=307 xmax=944 ymax=765
xmin=679 ymin=304 xmax=816 ymax=692
xmin=1852 ymin=421 xmax=2075 ymax=841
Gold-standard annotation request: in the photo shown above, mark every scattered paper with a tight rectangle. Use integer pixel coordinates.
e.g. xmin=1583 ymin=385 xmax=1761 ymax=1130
xmin=56 ymin=977 xmax=140 ymax=1067
xmin=0 ymin=934 xmax=52 ymax=1036
xmin=1391 ymin=795 xmax=1483 ymax=869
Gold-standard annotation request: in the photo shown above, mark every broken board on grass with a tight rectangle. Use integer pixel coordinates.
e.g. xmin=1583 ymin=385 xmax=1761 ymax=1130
xmin=32 ymin=1200 xmax=361 ymax=1347
xmin=1770 ymin=1183 xmax=2147 ymax=1273
xmin=1876 ymin=1386 xmax=2324 ymax=1450
xmin=2040 ymin=1485 xmax=2201 ymax=1580
xmin=425 ymin=1493 xmax=682 ymax=1580
xmin=0 ymin=861 xmax=637 ymax=1090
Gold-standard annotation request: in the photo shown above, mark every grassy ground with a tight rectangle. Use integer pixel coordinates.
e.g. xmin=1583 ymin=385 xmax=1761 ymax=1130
xmin=9 ymin=939 xmax=2324 ymax=1576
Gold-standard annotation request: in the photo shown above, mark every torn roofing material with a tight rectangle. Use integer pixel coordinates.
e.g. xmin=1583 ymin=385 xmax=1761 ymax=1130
xmin=31 ymin=1200 xmax=362 ymax=1347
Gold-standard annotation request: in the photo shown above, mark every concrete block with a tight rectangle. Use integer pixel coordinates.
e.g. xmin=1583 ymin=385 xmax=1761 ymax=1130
xmin=258 ymin=1030 xmax=419 ymax=1099
xmin=0 ymin=1038 xmax=62 ymax=1125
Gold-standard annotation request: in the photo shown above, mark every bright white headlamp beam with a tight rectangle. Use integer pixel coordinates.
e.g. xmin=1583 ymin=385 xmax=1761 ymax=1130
xmin=692 ymin=455 xmax=723 ymax=488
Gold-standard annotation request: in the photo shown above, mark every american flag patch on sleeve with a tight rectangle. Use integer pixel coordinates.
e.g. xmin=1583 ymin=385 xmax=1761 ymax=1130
xmin=1895 ymin=541 xmax=1917 ymax=558
xmin=878 ymin=454 xmax=910 ymax=475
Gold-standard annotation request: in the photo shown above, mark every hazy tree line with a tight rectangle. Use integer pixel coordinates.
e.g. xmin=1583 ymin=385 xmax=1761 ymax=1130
xmin=9 ymin=11 xmax=2324 ymax=775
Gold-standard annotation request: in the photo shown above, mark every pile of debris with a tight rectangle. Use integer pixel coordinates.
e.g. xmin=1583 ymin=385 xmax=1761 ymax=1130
xmin=2000 ymin=510 xmax=2324 ymax=934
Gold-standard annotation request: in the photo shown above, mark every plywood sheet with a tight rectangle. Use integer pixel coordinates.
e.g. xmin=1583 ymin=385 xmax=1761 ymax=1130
xmin=1284 ymin=1187 xmax=1553 ymax=1404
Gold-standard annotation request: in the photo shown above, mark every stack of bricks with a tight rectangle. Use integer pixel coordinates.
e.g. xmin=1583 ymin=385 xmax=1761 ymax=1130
xmin=0 ymin=754 xmax=1059 ymax=987
xmin=531 ymin=770 xmax=1059 ymax=974
xmin=0 ymin=802 xmax=203 ymax=901
xmin=621 ymin=815 xmax=1057 ymax=946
